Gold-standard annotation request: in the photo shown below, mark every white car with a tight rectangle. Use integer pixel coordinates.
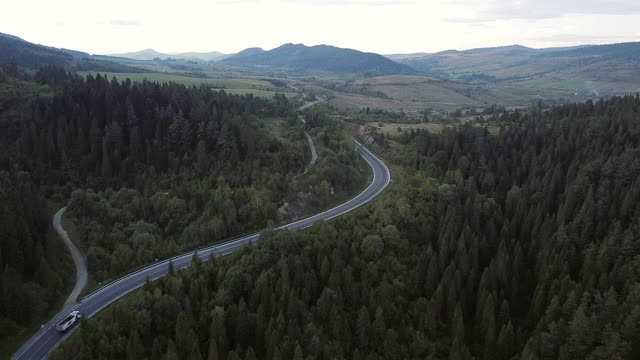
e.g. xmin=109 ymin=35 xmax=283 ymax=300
xmin=55 ymin=311 xmax=81 ymax=332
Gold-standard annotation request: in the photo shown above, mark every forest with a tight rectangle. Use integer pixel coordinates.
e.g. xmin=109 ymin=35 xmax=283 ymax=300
xmin=0 ymin=65 xmax=366 ymax=354
xmin=0 ymin=172 xmax=73 ymax=344
xmin=63 ymin=107 xmax=366 ymax=285
xmin=53 ymin=95 xmax=640 ymax=359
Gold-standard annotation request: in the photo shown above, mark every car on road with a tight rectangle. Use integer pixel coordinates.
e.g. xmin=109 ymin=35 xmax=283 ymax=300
xmin=55 ymin=311 xmax=81 ymax=332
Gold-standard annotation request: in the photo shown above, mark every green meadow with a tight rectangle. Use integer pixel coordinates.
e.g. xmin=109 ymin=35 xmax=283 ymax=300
xmin=81 ymin=72 xmax=299 ymax=99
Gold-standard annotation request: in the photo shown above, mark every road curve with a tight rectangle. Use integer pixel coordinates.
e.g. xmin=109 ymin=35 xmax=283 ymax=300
xmin=296 ymin=96 xmax=323 ymax=177
xmin=13 ymin=140 xmax=390 ymax=360
xmin=53 ymin=207 xmax=88 ymax=307
xmin=302 ymin=132 xmax=318 ymax=175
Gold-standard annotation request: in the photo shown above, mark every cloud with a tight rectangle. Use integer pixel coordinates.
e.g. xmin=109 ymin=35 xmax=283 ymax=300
xmin=532 ymin=33 xmax=640 ymax=44
xmin=446 ymin=0 xmax=640 ymax=22
xmin=109 ymin=19 xmax=139 ymax=26
xmin=283 ymin=0 xmax=416 ymax=6
xmin=214 ymin=0 xmax=261 ymax=4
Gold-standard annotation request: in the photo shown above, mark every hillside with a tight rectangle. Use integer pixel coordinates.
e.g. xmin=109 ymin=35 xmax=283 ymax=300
xmin=0 ymin=32 xmax=74 ymax=68
xmin=222 ymin=43 xmax=416 ymax=75
xmin=385 ymin=52 xmax=430 ymax=61
xmin=399 ymin=43 xmax=640 ymax=96
xmin=109 ymin=49 xmax=230 ymax=61
xmin=0 ymin=32 xmax=143 ymax=72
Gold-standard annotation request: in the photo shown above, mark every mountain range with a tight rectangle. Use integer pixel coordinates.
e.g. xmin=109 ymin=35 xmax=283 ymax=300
xmin=221 ymin=43 xmax=417 ymax=75
xmin=394 ymin=43 xmax=640 ymax=93
xmin=109 ymin=49 xmax=230 ymax=61
xmin=0 ymin=32 xmax=142 ymax=72
xmin=1 ymin=31 xmax=639 ymax=94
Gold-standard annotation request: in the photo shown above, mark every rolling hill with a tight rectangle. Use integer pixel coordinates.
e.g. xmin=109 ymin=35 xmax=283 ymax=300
xmin=397 ymin=43 xmax=640 ymax=95
xmin=384 ymin=52 xmax=430 ymax=61
xmin=0 ymin=32 xmax=74 ymax=68
xmin=0 ymin=32 xmax=143 ymax=72
xmin=222 ymin=43 xmax=416 ymax=75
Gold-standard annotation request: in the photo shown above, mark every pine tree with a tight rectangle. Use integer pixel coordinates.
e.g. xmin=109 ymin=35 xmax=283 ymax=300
xmin=188 ymin=341 xmax=203 ymax=360
xmin=206 ymin=339 xmax=219 ymax=360
xmin=127 ymin=330 xmax=145 ymax=360
xmin=356 ymin=306 xmax=370 ymax=350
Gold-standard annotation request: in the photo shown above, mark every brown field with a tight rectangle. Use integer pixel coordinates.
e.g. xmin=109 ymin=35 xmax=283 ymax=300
xmin=351 ymin=75 xmax=477 ymax=105
xmin=324 ymin=74 xmax=589 ymax=117
xmin=328 ymin=75 xmax=495 ymax=116
xmin=330 ymin=91 xmax=470 ymax=115
xmin=353 ymin=75 xmax=442 ymax=86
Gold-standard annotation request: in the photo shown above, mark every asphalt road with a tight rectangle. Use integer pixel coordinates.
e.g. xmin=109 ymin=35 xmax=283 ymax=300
xmin=13 ymin=139 xmax=390 ymax=360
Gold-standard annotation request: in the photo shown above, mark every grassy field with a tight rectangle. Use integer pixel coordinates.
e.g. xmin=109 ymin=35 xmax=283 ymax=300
xmin=325 ymin=75 xmax=580 ymax=117
xmin=261 ymin=117 xmax=290 ymax=141
xmin=329 ymin=75 xmax=477 ymax=115
xmin=215 ymin=88 xmax=298 ymax=98
xmin=372 ymin=121 xmax=500 ymax=136
xmin=374 ymin=122 xmax=447 ymax=135
xmin=81 ymin=72 xmax=299 ymax=99
xmin=353 ymin=76 xmax=476 ymax=104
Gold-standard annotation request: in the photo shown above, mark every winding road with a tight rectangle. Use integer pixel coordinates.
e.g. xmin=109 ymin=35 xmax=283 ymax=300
xmin=13 ymin=138 xmax=390 ymax=359
xmin=301 ymin=132 xmax=318 ymax=175
xmin=297 ymin=96 xmax=325 ymax=175
xmin=53 ymin=207 xmax=87 ymax=307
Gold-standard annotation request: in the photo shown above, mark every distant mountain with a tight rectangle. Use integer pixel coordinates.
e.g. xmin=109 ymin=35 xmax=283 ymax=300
xmin=0 ymin=32 xmax=144 ymax=72
xmin=399 ymin=42 xmax=640 ymax=94
xmin=177 ymin=51 xmax=230 ymax=61
xmin=0 ymin=32 xmax=26 ymax=43
xmin=109 ymin=49 xmax=230 ymax=61
xmin=222 ymin=43 xmax=416 ymax=75
xmin=398 ymin=45 xmax=543 ymax=77
xmin=231 ymin=47 xmax=266 ymax=59
xmin=385 ymin=52 xmax=430 ymax=61
xmin=0 ymin=32 xmax=74 ymax=68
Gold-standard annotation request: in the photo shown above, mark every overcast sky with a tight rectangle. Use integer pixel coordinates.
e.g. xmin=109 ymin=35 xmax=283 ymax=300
xmin=2 ymin=0 xmax=639 ymax=55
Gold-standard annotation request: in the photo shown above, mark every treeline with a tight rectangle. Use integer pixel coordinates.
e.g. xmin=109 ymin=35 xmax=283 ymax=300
xmin=11 ymin=66 xmax=308 ymax=284
xmin=5 ymin=66 xmax=299 ymax=191
xmin=54 ymin=95 xmax=640 ymax=359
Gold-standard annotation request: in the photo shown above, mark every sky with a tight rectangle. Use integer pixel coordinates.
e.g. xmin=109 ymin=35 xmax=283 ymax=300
xmin=2 ymin=0 xmax=640 ymax=55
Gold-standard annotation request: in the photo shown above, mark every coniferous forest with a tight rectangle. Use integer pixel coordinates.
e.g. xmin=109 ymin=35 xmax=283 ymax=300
xmin=0 ymin=65 xmax=366 ymax=352
xmin=0 ymin=172 xmax=73 ymax=340
xmin=52 ymin=96 xmax=640 ymax=359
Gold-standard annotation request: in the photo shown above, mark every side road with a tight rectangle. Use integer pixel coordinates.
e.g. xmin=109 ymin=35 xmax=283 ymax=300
xmin=13 ymin=208 xmax=88 ymax=360
xmin=297 ymin=96 xmax=325 ymax=176
xmin=302 ymin=131 xmax=318 ymax=175
xmin=53 ymin=207 xmax=87 ymax=306
xmin=14 ymin=139 xmax=391 ymax=360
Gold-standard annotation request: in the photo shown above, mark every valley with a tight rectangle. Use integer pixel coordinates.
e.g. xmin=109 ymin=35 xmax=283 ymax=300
xmin=1 ymin=6 xmax=640 ymax=358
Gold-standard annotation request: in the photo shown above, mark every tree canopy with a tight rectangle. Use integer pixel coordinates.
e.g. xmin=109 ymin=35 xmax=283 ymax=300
xmin=54 ymin=95 xmax=640 ymax=359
